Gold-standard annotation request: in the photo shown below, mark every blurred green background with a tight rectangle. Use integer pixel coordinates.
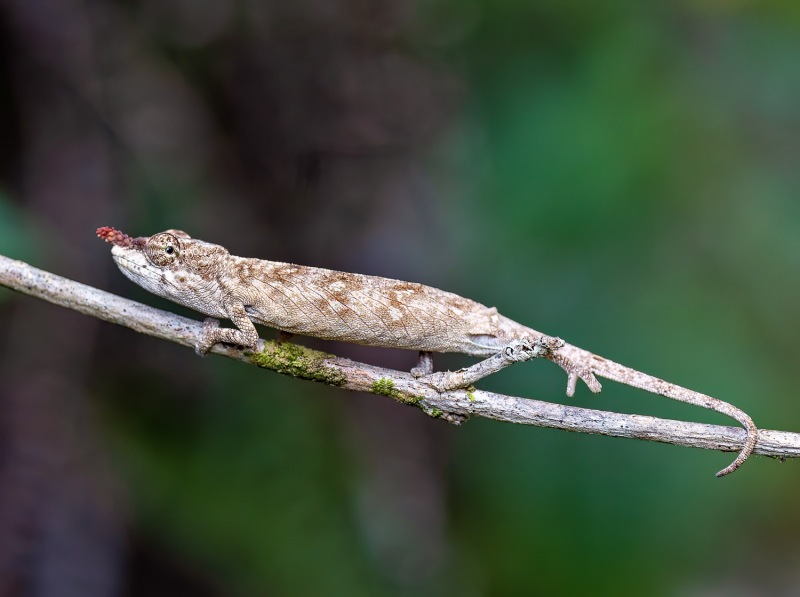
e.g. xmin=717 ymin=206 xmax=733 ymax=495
xmin=1 ymin=1 xmax=799 ymax=595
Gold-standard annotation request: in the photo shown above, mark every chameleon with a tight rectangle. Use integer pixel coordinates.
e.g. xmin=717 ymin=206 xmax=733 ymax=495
xmin=97 ymin=226 xmax=757 ymax=476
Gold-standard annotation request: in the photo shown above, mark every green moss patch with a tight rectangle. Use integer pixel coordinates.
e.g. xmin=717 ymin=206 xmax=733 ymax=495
xmin=248 ymin=341 xmax=346 ymax=386
xmin=370 ymin=377 xmax=422 ymax=405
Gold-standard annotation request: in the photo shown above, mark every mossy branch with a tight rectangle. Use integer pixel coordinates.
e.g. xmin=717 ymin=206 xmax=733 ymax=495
xmin=2 ymin=253 xmax=798 ymax=467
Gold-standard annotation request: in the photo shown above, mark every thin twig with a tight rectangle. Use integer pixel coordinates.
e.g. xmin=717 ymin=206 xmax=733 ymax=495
xmin=1 ymin=254 xmax=796 ymax=463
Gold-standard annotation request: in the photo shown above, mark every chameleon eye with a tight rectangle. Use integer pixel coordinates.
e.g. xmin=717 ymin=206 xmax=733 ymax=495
xmin=145 ymin=233 xmax=180 ymax=266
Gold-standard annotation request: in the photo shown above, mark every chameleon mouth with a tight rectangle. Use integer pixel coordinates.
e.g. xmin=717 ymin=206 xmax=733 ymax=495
xmin=96 ymin=226 xmax=145 ymax=249
xmin=110 ymin=249 xmax=165 ymax=293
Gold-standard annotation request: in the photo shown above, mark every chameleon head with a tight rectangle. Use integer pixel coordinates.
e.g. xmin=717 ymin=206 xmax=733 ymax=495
xmin=96 ymin=227 xmax=229 ymax=305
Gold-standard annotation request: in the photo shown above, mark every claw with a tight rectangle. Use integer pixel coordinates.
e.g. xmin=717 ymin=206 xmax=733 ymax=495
xmin=549 ymin=349 xmax=602 ymax=395
xmin=581 ymin=370 xmax=602 ymax=393
xmin=566 ymin=372 xmax=578 ymax=397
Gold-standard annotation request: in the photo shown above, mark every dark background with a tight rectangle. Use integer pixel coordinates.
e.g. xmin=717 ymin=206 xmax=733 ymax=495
xmin=1 ymin=1 xmax=799 ymax=595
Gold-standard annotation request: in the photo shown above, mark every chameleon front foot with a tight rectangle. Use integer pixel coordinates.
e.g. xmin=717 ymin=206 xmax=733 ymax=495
xmin=195 ymin=317 xmax=260 ymax=355
xmin=196 ymin=318 xmax=221 ymax=355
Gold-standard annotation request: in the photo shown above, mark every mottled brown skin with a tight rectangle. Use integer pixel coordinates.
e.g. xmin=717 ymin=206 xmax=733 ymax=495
xmin=96 ymin=227 xmax=534 ymax=357
xmin=97 ymin=227 xmax=758 ymax=477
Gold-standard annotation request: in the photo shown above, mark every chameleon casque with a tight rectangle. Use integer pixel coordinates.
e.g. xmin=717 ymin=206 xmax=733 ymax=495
xmin=97 ymin=226 xmax=757 ymax=476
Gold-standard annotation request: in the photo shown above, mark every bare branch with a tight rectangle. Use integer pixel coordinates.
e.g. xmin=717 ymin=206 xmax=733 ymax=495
xmin=1 ymin=254 xmax=794 ymax=464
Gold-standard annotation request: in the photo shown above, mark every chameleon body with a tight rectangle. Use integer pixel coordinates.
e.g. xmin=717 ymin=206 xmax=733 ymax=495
xmin=97 ymin=226 xmax=757 ymax=476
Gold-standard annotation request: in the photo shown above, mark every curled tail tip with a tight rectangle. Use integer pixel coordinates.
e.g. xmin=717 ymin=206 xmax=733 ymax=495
xmin=715 ymin=421 xmax=758 ymax=478
xmin=715 ymin=461 xmax=741 ymax=478
xmin=714 ymin=452 xmax=753 ymax=478
xmin=715 ymin=454 xmax=747 ymax=477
